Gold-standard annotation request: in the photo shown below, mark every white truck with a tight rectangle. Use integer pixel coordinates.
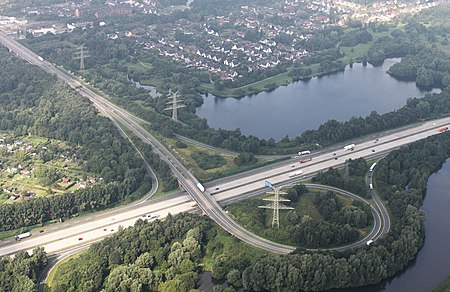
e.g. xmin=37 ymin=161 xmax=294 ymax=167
xmin=344 ymin=144 xmax=356 ymax=151
xmin=196 ymin=182 xmax=205 ymax=192
xmin=15 ymin=232 xmax=31 ymax=241
xmin=298 ymin=150 xmax=311 ymax=155
xmin=288 ymin=170 xmax=303 ymax=177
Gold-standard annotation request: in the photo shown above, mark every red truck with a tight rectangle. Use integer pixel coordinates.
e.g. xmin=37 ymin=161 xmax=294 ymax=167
xmin=300 ymin=157 xmax=312 ymax=164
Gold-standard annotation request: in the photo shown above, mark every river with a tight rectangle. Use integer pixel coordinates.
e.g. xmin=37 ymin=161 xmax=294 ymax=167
xmin=196 ymin=59 xmax=439 ymax=140
xmin=336 ymin=159 xmax=450 ymax=292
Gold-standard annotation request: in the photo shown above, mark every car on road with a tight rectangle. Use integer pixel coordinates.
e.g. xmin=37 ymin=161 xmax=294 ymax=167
xmin=215 ymin=187 xmax=219 ymax=190
xmin=78 ymin=238 xmax=83 ymax=241
xmin=39 ymin=230 xmax=44 ymax=233
xmin=103 ymin=228 xmax=107 ymax=231
xmin=334 ymin=157 xmax=338 ymax=160
xmin=372 ymin=149 xmax=376 ymax=152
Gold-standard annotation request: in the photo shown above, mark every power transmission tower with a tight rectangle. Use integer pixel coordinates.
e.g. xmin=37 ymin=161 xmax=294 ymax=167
xmin=259 ymin=185 xmax=294 ymax=228
xmin=164 ymin=91 xmax=185 ymax=122
xmin=74 ymin=44 xmax=90 ymax=71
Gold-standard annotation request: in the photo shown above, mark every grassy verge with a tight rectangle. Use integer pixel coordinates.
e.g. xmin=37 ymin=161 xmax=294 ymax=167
xmin=203 ymin=226 xmax=266 ymax=272
xmin=45 ymin=250 xmax=87 ymax=292
xmin=154 ymin=132 xmax=282 ymax=182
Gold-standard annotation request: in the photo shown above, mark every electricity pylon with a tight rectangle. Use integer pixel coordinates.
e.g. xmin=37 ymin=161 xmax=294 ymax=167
xmin=259 ymin=183 xmax=294 ymax=228
xmin=74 ymin=44 xmax=90 ymax=70
xmin=164 ymin=91 xmax=185 ymax=122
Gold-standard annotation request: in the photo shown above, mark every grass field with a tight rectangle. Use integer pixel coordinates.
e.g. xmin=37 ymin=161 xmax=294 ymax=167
xmin=45 ymin=250 xmax=87 ymax=292
xmin=156 ymin=133 xmax=273 ymax=181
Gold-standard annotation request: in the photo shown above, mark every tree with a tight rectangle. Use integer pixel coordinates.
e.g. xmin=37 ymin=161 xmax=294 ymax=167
xmin=226 ymin=269 xmax=241 ymax=286
xmin=416 ymin=67 xmax=434 ymax=87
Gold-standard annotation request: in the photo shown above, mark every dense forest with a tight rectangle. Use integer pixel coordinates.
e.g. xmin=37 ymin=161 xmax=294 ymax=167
xmin=0 ymin=247 xmax=47 ymax=292
xmin=0 ymin=48 xmax=150 ymax=232
xmin=49 ymin=132 xmax=450 ymax=291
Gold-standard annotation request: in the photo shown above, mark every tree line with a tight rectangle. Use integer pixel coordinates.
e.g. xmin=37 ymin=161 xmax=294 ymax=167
xmin=0 ymin=48 xmax=149 ymax=232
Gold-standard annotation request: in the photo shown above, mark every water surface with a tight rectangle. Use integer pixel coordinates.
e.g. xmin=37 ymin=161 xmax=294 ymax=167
xmin=196 ymin=59 xmax=437 ymax=140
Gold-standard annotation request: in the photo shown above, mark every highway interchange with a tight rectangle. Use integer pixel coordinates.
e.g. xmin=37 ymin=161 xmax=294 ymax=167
xmin=0 ymin=31 xmax=448 ymax=258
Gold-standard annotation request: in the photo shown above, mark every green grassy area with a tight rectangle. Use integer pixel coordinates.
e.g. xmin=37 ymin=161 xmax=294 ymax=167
xmin=296 ymin=193 xmax=324 ymax=220
xmin=200 ymin=69 xmax=294 ymax=97
xmin=203 ymin=226 xmax=266 ymax=272
xmin=120 ymin=59 xmax=153 ymax=72
xmin=154 ymin=132 xmax=278 ymax=182
xmin=0 ymin=224 xmax=41 ymax=241
xmin=45 ymin=250 xmax=87 ymax=292
xmin=340 ymin=29 xmax=392 ymax=63
xmin=138 ymin=77 xmax=165 ymax=91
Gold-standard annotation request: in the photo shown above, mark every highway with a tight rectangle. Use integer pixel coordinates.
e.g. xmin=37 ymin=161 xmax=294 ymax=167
xmin=0 ymin=183 xmax=379 ymax=257
xmin=368 ymin=162 xmax=391 ymax=237
xmin=1 ymin=31 xmax=448 ymax=256
xmin=0 ymin=31 xmax=297 ymax=255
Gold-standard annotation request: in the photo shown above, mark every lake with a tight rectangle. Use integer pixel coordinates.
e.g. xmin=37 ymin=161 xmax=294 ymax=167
xmin=196 ymin=59 xmax=438 ymax=140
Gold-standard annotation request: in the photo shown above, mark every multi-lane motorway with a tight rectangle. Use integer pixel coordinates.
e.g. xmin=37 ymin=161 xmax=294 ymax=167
xmin=0 ymin=31 xmax=296 ymax=255
xmin=0 ymin=31 xmax=448 ymax=257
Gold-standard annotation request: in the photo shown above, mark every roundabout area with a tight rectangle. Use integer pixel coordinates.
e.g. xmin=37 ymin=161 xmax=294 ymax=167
xmin=225 ymin=183 xmax=380 ymax=250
